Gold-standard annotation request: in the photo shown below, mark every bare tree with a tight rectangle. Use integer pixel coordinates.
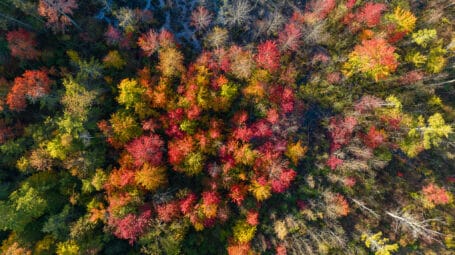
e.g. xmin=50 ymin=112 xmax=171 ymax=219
xmin=386 ymin=209 xmax=445 ymax=243
xmin=221 ymin=0 xmax=253 ymax=28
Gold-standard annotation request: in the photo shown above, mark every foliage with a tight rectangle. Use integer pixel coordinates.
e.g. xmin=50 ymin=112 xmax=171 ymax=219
xmin=0 ymin=1 xmax=454 ymax=255
xmin=343 ymin=38 xmax=399 ymax=81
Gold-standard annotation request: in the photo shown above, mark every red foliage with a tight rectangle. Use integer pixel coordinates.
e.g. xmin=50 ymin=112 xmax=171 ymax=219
xmin=271 ymin=169 xmax=297 ymax=193
xmin=158 ymin=29 xmax=176 ymax=48
xmin=7 ymin=70 xmax=52 ymax=111
xmin=126 ymin=135 xmax=164 ymax=167
xmin=180 ymin=193 xmax=198 ymax=215
xmin=422 ymin=184 xmax=451 ymax=205
xmin=38 ymin=0 xmax=78 ymax=32
xmin=327 ymin=155 xmax=343 ymax=170
xmin=0 ymin=120 xmax=14 ymax=144
xmin=246 ymin=211 xmax=259 ymax=226
xmin=399 ymin=70 xmax=424 ymax=85
xmin=256 ymin=40 xmax=280 ymax=72
xmin=328 ymin=116 xmax=357 ymax=152
xmin=137 ymin=30 xmax=159 ymax=57
xmin=363 ymin=126 xmax=386 ymax=149
xmin=105 ymin=25 xmax=121 ymax=45
xmin=109 ymin=209 xmax=151 ymax=244
xmin=354 ymin=95 xmax=383 ymax=113
xmin=229 ymin=184 xmax=248 ymax=206
xmin=6 ymin=29 xmax=40 ymax=60
xmin=326 ymin=72 xmax=342 ymax=84
xmin=346 ymin=0 xmax=356 ymax=9
xmin=202 ymin=191 xmax=221 ymax=205
xmin=156 ymin=201 xmax=181 ymax=222
xmin=266 ymin=108 xmax=279 ymax=124
xmin=343 ymin=177 xmax=357 ymax=187
xmin=306 ymin=0 xmax=336 ymax=20
xmin=168 ymin=136 xmax=194 ymax=165
xmin=270 ymin=86 xmax=295 ymax=113
xmin=276 ymin=245 xmax=287 ymax=255
xmin=356 ymin=3 xmax=387 ymax=27
xmin=278 ymin=22 xmax=302 ymax=52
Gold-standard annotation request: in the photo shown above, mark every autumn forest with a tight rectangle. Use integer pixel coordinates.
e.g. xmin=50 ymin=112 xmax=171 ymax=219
xmin=0 ymin=0 xmax=454 ymax=254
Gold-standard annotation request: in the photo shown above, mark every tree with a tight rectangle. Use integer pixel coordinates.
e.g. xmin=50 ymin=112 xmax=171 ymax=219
xmin=278 ymin=22 xmax=302 ymax=52
xmin=103 ymin=50 xmax=126 ymax=69
xmin=386 ymin=209 xmax=445 ymax=242
xmin=137 ymin=30 xmax=159 ymax=57
xmin=61 ymin=77 xmax=96 ymax=121
xmin=343 ymin=38 xmax=399 ymax=81
xmin=6 ymin=70 xmax=52 ymax=111
xmin=222 ymin=0 xmax=252 ymax=28
xmin=356 ymin=3 xmax=387 ymax=28
xmin=108 ymin=210 xmax=152 ymax=244
xmin=116 ymin=78 xmax=146 ymax=110
xmin=191 ymin=6 xmax=212 ymax=31
xmin=256 ymin=40 xmax=280 ymax=72
xmin=385 ymin=6 xmax=416 ymax=33
xmin=361 ymin=232 xmax=399 ymax=255
xmin=6 ymin=29 xmax=40 ymax=60
xmin=158 ymin=47 xmax=184 ymax=77
xmin=126 ymin=134 xmax=164 ymax=167
xmin=421 ymin=183 xmax=452 ymax=208
xmin=38 ymin=0 xmax=79 ymax=33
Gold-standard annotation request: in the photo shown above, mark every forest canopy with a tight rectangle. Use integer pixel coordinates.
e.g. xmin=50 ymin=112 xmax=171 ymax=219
xmin=0 ymin=0 xmax=454 ymax=254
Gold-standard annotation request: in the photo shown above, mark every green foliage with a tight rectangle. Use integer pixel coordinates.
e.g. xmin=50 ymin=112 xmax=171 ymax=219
xmin=0 ymin=183 xmax=47 ymax=232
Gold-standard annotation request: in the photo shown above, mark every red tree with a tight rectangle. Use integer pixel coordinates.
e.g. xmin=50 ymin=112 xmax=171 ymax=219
xmin=256 ymin=40 xmax=280 ymax=72
xmin=6 ymin=70 xmax=52 ymax=111
xmin=6 ymin=29 xmax=40 ymax=60
xmin=105 ymin=25 xmax=121 ymax=45
xmin=108 ymin=209 xmax=152 ymax=244
xmin=125 ymin=134 xmax=164 ymax=167
xmin=357 ymin=3 xmax=386 ymax=28
xmin=137 ymin=30 xmax=159 ymax=56
xmin=278 ymin=23 xmax=302 ymax=52
xmin=363 ymin=126 xmax=386 ymax=149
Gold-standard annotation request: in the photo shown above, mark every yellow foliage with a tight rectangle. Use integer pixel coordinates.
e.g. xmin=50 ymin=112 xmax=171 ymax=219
xmin=158 ymin=47 xmax=184 ymax=77
xmin=135 ymin=163 xmax=167 ymax=191
xmin=386 ymin=7 xmax=416 ymax=33
xmin=232 ymin=220 xmax=256 ymax=243
xmin=234 ymin=144 xmax=257 ymax=166
xmin=117 ymin=78 xmax=145 ymax=109
xmin=274 ymin=220 xmax=288 ymax=240
xmin=362 ymin=232 xmax=399 ymax=255
xmin=103 ymin=50 xmax=126 ymax=69
xmin=249 ymin=180 xmax=271 ymax=201
xmin=56 ymin=241 xmax=79 ymax=255
xmin=285 ymin=140 xmax=307 ymax=165
xmin=243 ymin=80 xmax=265 ymax=99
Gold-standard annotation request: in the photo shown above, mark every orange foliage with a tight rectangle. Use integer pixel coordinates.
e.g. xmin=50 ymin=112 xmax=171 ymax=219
xmin=6 ymin=70 xmax=52 ymax=111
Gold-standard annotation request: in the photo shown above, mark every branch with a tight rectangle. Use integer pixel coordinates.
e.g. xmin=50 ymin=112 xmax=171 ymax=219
xmin=350 ymin=198 xmax=380 ymax=218
xmin=385 ymin=210 xmax=444 ymax=242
